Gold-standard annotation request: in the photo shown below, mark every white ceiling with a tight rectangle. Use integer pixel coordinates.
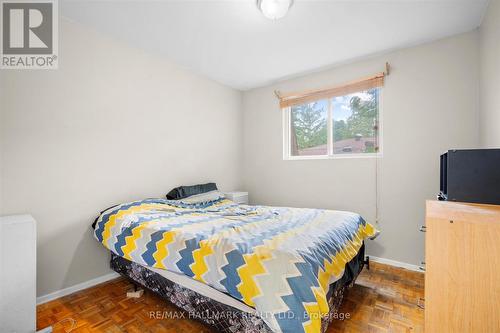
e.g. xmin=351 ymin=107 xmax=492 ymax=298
xmin=61 ymin=0 xmax=489 ymax=90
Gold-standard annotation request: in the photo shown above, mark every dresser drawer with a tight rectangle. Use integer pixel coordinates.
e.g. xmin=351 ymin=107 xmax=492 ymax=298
xmin=425 ymin=201 xmax=500 ymax=333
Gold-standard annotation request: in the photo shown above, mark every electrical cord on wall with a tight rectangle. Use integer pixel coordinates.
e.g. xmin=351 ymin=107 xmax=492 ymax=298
xmin=368 ymin=121 xmax=382 ymax=241
xmin=375 ymin=115 xmax=380 ymax=226
xmin=375 ymin=146 xmax=379 ymax=225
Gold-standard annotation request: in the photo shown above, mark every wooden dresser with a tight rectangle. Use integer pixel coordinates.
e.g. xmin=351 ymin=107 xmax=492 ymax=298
xmin=425 ymin=201 xmax=500 ymax=332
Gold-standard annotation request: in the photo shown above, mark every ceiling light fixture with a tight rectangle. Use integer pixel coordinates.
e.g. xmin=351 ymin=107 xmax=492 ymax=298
xmin=257 ymin=0 xmax=293 ymax=20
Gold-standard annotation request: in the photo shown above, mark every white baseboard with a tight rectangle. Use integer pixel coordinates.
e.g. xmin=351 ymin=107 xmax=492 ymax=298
xmin=368 ymin=255 xmax=423 ymax=273
xmin=37 ymin=272 xmax=120 ymax=305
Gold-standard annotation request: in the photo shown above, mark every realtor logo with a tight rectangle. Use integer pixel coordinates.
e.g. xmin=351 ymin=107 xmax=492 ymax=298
xmin=1 ymin=0 xmax=58 ymax=69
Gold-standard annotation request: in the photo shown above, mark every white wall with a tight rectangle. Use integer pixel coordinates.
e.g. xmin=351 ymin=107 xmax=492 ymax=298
xmin=0 ymin=19 xmax=243 ymax=297
xmin=0 ymin=13 xmax=487 ymax=298
xmin=242 ymin=32 xmax=479 ymax=266
xmin=479 ymin=0 xmax=500 ymax=147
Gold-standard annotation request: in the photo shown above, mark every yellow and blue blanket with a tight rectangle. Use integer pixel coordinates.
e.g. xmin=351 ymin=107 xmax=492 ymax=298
xmin=93 ymin=197 xmax=376 ymax=333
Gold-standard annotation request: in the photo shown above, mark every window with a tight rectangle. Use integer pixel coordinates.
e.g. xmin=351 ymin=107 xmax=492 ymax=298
xmin=290 ymin=99 xmax=328 ymax=156
xmin=284 ymin=87 xmax=382 ymax=159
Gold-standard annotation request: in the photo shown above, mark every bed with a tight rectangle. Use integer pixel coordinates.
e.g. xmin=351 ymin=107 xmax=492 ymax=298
xmin=93 ymin=191 xmax=376 ymax=333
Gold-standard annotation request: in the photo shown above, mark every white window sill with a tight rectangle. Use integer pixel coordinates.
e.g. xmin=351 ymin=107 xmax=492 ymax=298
xmin=283 ymin=153 xmax=382 ymax=161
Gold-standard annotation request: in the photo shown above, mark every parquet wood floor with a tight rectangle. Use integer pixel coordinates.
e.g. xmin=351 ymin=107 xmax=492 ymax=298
xmin=37 ymin=262 xmax=424 ymax=333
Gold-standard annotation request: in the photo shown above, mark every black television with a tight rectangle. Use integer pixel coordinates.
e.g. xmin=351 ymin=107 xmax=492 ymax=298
xmin=439 ymin=149 xmax=500 ymax=205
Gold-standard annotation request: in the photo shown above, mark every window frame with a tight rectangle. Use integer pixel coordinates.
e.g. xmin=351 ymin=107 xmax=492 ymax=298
xmin=282 ymin=88 xmax=384 ymax=160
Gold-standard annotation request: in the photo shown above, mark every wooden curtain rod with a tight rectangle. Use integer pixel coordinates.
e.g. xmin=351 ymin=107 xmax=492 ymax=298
xmin=274 ymin=62 xmax=390 ymax=101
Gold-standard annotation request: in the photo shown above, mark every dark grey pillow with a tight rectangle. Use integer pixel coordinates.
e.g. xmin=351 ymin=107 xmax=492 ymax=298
xmin=166 ymin=183 xmax=218 ymax=200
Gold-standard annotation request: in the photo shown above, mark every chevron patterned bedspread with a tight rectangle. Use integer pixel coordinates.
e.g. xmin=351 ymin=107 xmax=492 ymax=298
xmin=93 ymin=197 xmax=376 ymax=333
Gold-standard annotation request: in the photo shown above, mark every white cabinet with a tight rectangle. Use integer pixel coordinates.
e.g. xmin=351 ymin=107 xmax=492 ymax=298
xmin=223 ymin=191 xmax=249 ymax=204
xmin=0 ymin=215 xmax=37 ymax=333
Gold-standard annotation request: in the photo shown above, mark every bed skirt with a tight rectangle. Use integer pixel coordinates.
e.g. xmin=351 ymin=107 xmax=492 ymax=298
xmin=110 ymin=243 xmax=365 ymax=333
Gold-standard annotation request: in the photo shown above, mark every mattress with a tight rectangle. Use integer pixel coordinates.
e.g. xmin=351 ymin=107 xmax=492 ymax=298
xmin=94 ymin=196 xmax=376 ymax=333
